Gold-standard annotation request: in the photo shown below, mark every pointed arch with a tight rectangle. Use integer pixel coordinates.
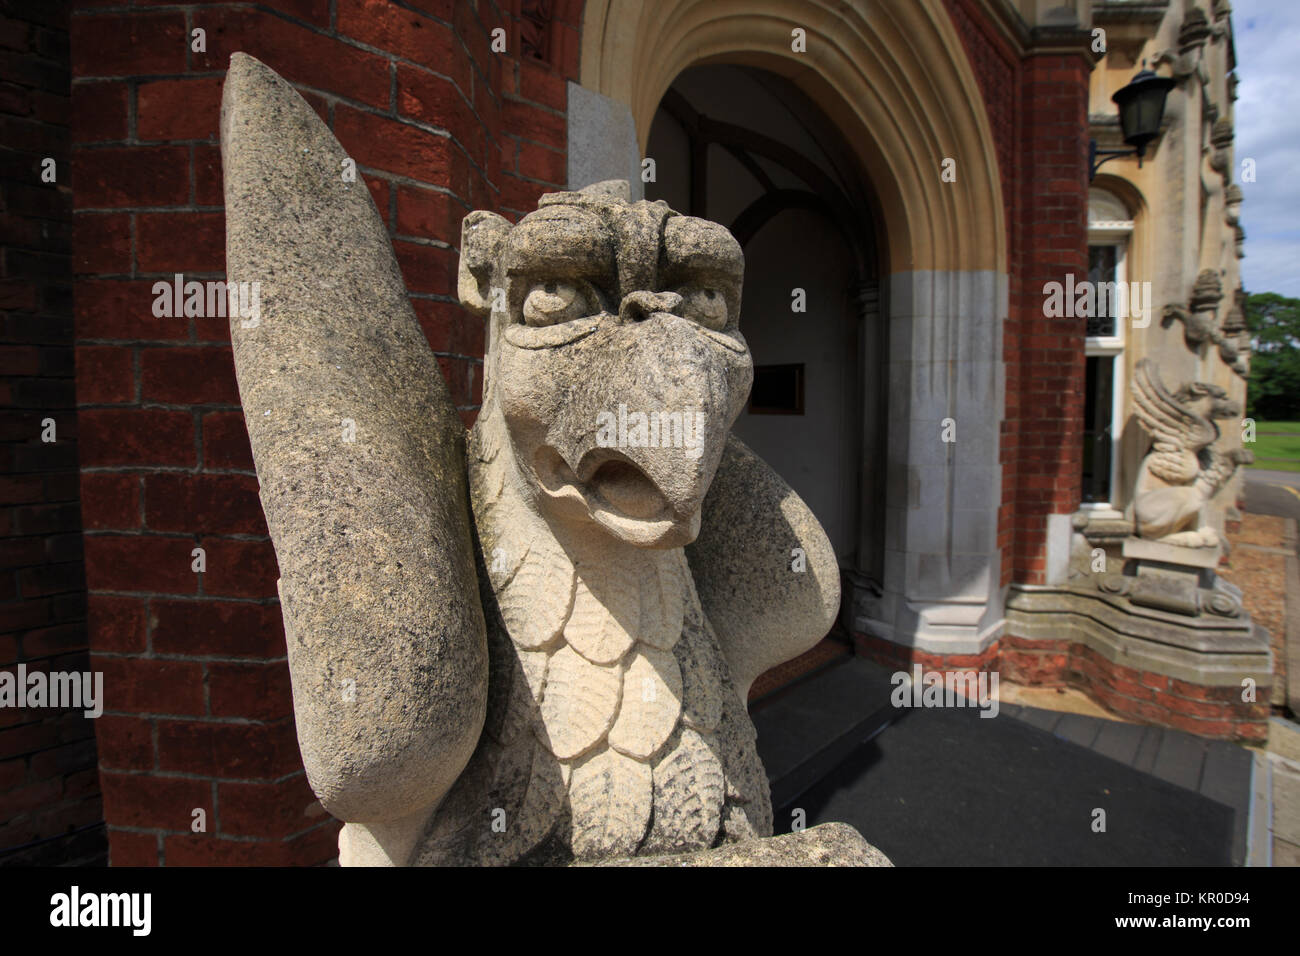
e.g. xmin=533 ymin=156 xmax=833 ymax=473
xmin=579 ymin=0 xmax=1007 ymax=274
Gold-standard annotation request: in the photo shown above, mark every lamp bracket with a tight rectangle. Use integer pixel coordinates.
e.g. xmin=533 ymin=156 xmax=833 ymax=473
xmin=1089 ymin=138 xmax=1141 ymax=181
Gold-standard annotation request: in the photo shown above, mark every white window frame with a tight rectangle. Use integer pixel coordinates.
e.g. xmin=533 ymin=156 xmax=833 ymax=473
xmin=1082 ymin=221 xmax=1132 ymax=516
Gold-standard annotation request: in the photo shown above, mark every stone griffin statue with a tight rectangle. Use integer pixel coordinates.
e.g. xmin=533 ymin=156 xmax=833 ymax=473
xmin=1130 ymin=359 xmax=1251 ymax=549
xmin=220 ymin=55 xmax=880 ymax=866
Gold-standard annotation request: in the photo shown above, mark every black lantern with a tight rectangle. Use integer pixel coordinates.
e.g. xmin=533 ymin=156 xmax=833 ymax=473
xmin=1089 ymin=68 xmax=1177 ymax=180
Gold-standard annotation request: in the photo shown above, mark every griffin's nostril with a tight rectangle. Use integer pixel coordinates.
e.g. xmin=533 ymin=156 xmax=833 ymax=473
xmin=618 ymin=291 xmax=683 ymax=324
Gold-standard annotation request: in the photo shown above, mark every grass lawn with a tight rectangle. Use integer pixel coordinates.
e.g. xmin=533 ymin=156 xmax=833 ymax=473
xmin=1255 ymin=421 xmax=1300 ymax=435
xmin=1248 ymin=421 xmax=1300 ymax=471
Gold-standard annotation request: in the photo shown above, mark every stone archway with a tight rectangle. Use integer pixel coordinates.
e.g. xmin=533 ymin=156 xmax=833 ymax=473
xmin=580 ymin=0 xmax=1006 ymax=273
xmin=643 ymin=64 xmax=880 ymax=587
xmin=575 ymin=0 xmax=1011 ymax=654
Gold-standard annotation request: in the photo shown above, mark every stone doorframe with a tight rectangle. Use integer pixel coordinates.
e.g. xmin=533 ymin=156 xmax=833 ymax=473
xmin=571 ymin=0 xmax=1010 ymax=656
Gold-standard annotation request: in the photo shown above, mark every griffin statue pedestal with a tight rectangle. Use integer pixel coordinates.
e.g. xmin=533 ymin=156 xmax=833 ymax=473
xmin=1118 ymin=536 xmax=1238 ymax=618
xmin=1007 ymin=359 xmax=1271 ymax=731
xmin=220 ymin=53 xmax=886 ymax=867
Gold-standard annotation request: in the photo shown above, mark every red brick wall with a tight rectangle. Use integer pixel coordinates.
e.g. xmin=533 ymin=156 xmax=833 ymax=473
xmin=944 ymin=1 xmax=1089 ymax=586
xmin=1008 ymin=50 xmax=1089 ymax=585
xmin=1000 ymin=636 xmax=1270 ymax=742
xmin=69 ymin=0 xmax=578 ymax=866
xmin=894 ymin=8 xmax=1260 ymax=742
xmin=1 ymin=0 xmax=106 ymax=867
xmin=854 ymin=632 xmax=1269 ymax=742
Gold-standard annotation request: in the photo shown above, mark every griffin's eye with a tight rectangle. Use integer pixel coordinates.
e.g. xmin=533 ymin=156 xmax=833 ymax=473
xmin=522 ymin=281 xmax=592 ymax=327
xmin=679 ymin=286 xmax=729 ymax=330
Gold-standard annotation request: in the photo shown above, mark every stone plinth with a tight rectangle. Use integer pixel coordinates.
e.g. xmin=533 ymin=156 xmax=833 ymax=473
xmin=1122 ymin=536 xmax=1221 ymax=570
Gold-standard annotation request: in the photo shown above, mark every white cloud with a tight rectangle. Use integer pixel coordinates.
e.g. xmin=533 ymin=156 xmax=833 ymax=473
xmin=1234 ymin=0 xmax=1300 ymax=297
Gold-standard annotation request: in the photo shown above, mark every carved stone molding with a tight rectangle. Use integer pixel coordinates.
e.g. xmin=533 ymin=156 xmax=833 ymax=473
xmin=1222 ymin=291 xmax=1246 ymax=335
xmin=1210 ymin=117 xmax=1234 ymax=149
xmin=1190 ymin=268 xmax=1223 ymax=313
xmin=1224 ymin=183 xmax=1243 ymax=226
xmin=221 ymin=54 xmax=881 ymax=867
xmin=1152 ymin=47 xmax=1196 ymax=81
xmin=1179 ymin=7 xmax=1211 ymax=54
xmin=1161 ymin=270 xmax=1248 ymax=376
xmin=1130 ymin=359 xmax=1251 ymax=547
xmin=578 ymin=0 xmax=1008 ymax=273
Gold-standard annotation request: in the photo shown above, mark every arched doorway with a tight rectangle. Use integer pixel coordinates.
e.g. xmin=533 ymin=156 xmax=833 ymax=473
xmin=644 ymin=64 xmax=883 ymax=583
xmin=576 ymin=0 xmax=1010 ymax=656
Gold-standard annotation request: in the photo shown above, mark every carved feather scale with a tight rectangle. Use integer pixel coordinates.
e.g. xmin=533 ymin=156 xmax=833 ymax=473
xmin=419 ymin=424 xmax=772 ymax=865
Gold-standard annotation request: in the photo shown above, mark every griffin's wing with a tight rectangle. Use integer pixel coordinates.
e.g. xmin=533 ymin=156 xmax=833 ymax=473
xmin=222 ymin=54 xmax=487 ymax=824
xmin=1132 ymin=359 xmax=1215 ymax=485
xmin=685 ymin=434 xmax=840 ymax=699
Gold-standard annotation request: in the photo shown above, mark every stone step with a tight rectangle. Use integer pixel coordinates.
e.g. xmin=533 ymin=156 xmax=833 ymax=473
xmin=1247 ymin=751 xmax=1273 ymax=866
xmin=1269 ymin=752 xmax=1300 ymax=863
xmin=1270 ymin=716 xmax=1300 ymax=763
xmin=752 ymin=655 xmax=899 ymax=811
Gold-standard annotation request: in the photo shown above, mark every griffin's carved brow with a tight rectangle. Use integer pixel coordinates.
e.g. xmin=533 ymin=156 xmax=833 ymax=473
xmin=658 ymin=217 xmax=744 ymax=286
xmin=503 ymin=209 xmax=616 ymax=280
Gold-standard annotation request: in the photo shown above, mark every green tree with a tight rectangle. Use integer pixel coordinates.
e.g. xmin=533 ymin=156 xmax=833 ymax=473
xmin=1246 ymin=291 xmax=1300 ymax=420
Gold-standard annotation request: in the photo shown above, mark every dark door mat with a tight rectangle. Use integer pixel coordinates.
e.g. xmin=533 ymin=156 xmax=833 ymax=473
xmin=753 ymin=657 xmax=899 ymax=809
xmin=774 ymin=704 xmax=1239 ymax=866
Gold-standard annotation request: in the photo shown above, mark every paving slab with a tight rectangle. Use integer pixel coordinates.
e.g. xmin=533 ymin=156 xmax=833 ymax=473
xmin=781 ymin=705 xmax=1237 ymax=866
xmin=1271 ymin=717 xmax=1300 ymax=763
xmin=1091 ymin=719 xmax=1146 ymax=765
xmin=1016 ymin=707 xmax=1063 ymax=735
xmin=1055 ymin=713 xmax=1102 ymax=749
xmin=1004 ymin=706 xmax=1250 ymax=863
xmin=1247 ymin=752 xmax=1272 ymax=867
xmin=1132 ymin=725 xmax=1164 ymax=774
xmin=1200 ymin=742 xmax=1253 ymax=808
xmin=1150 ymin=730 xmax=1209 ymax=791
xmin=1272 ymin=756 xmax=1300 ymax=847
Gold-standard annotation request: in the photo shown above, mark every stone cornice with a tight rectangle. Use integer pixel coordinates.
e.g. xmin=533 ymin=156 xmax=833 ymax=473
xmin=1093 ymin=0 xmax=1170 ymax=26
xmin=969 ymin=0 xmax=1102 ymax=64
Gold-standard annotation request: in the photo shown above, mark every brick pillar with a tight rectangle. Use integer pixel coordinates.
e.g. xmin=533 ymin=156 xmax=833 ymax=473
xmin=1006 ymin=52 xmax=1090 ymax=584
xmin=0 ymin=0 xmax=106 ymax=866
xmin=68 ymin=0 xmax=578 ymax=865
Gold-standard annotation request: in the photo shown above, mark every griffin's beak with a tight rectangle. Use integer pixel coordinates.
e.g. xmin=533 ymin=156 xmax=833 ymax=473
xmin=534 ymin=445 xmax=702 ymax=548
xmin=529 ymin=312 xmax=742 ymax=548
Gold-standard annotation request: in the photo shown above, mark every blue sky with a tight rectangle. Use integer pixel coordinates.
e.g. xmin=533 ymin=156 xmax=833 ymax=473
xmin=1234 ymin=0 xmax=1300 ymax=297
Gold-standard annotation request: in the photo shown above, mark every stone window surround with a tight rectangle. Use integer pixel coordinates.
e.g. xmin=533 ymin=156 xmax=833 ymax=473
xmin=1084 ymin=230 xmax=1130 ymax=516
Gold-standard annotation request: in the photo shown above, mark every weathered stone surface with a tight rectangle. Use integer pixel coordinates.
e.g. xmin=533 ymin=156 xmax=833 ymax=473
xmin=222 ymin=53 xmax=487 ymax=829
xmin=537 ymin=644 xmax=622 ymax=760
xmin=223 ymin=53 xmax=870 ymax=866
xmin=1131 ymin=359 xmax=1251 ymax=548
xmin=565 ymin=564 xmax=637 ymax=664
xmin=641 ymin=727 xmax=725 ymax=854
xmin=1122 ymin=535 xmax=1221 ymax=570
xmin=674 ymin=602 xmax=726 ymax=734
xmin=602 ymin=823 xmax=893 ymax=867
xmin=568 ymin=746 xmax=653 ymax=858
xmin=497 ymin=525 xmax=575 ymax=649
xmin=608 ymin=645 xmax=682 ymax=758
xmin=686 ymin=435 xmax=842 ymax=697
xmin=567 ymin=82 xmax=643 ymax=199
